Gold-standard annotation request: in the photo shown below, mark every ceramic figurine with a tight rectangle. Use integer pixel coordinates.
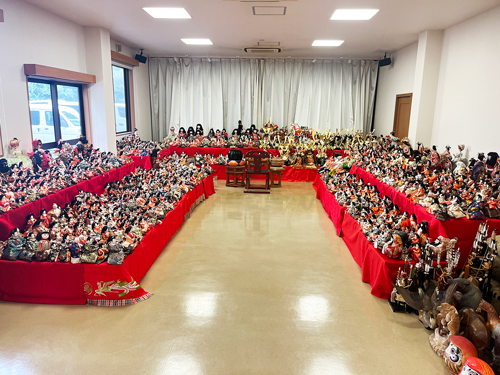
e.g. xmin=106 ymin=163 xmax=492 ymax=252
xmin=444 ymin=336 xmax=478 ymax=374
xmin=459 ymin=357 xmax=494 ymax=375
xmin=2 ymin=228 xmax=26 ymax=261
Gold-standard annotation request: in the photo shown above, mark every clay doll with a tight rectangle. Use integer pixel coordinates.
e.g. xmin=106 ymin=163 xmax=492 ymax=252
xmin=18 ymin=232 xmax=38 ymax=262
xmin=36 ymin=231 xmax=51 ymax=262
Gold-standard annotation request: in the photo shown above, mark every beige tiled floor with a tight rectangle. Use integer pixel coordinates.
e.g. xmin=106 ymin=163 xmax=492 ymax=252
xmin=0 ymin=181 xmax=448 ymax=374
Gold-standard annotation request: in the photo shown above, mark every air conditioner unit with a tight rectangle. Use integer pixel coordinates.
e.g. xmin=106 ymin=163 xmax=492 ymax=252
xmin=243 ymin=46 xmax=283 ymax=53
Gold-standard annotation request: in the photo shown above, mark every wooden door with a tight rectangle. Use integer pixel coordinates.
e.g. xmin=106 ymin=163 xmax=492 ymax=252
xmin=393 ymin=93 xmax=412 ymax=139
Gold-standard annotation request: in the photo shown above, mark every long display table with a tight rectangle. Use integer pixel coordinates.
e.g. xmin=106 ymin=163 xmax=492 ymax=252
xmin=313 ymin=174 xmax=446 ymax=299
xmin=0 ymin=157 xmax=152 ymax=241
xmin=350 ymin=165 xmax=500 ymax=269
xmin=210 ymin=164 xmax=318 ymax=183
xmin=160 ymin=146 xmax=345 ymax=159
xmin=0 ymin=170 xmax=215 ymax=306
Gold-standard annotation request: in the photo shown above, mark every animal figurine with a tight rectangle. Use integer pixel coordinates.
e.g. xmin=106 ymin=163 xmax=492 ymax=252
xmin=429 ymin=303 xmax=460 ymax=356
xmin=460 ymin=308 xmax=491 ymax=354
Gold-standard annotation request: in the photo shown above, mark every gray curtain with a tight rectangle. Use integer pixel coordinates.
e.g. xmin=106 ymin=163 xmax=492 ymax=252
xmin=149 ymin=57 xmax=378 ymax=140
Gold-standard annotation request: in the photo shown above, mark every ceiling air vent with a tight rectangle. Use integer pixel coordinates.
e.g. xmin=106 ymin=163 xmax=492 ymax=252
xmin=224 ymin=0 xmax=296 ymax=2
xmin=243 ymin=46 xmax=283 ymax=54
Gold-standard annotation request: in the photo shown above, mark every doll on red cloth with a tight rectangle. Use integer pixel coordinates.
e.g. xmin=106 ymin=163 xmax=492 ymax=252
xmin=28 ymin=139 xmax=51 ymax=172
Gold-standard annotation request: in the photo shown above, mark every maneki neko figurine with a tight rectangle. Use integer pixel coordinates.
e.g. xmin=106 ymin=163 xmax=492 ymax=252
xmin=2 ymin=228 xmax=26 ymax=261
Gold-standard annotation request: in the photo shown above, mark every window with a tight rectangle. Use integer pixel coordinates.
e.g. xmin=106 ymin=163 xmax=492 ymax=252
xmin=112 ymin=65 xmax=132 ymax=133
xmin=27 ymin=79 xmax=85 ymax=148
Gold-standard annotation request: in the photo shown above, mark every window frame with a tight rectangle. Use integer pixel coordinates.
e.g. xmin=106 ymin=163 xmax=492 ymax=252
xmin=112 ymin=64 xmax=133 ymax=135
xmin=27 ymin=78 xmax=86 ymax=149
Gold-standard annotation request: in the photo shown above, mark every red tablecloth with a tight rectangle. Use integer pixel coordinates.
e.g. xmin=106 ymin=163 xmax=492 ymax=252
xmin=83 ymin=175 xmax=214 ymax=306
xmin=0 ymin=157 xmax=151 ymax=241
xmin=160 ymin=146 xmax=344 ymax=159
xmin=0 ymin=261 xmax=86 ymax=304
xmin=349 ymin=165 xmax=480 ymax=269
xmin=210 ymin=164 xmax=318 ymax=183
xmin=0 ymin=174 xmax=214 ymax=306
xmin=341 ymin=213 xmax=401 ymax=299
xmin=313 ymin=174 xmax=344 ymax=236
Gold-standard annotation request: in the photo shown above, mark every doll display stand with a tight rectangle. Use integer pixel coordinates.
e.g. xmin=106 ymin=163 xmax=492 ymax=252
xmin=349 ymin=165 xmax=500 ymax=269
xmin=313 ymin=174 xmax=446 ymax=299
xmin=0 ymin=156 xmax=215 ymax=306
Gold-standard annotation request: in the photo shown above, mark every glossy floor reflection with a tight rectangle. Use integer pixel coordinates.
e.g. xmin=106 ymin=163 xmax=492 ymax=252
xmin=0 ymin=181 xmax=448 ymax=374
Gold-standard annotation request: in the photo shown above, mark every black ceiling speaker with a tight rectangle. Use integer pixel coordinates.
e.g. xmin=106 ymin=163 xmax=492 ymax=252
xmin=135 ymin=49 xmax=147 ymax=64
xmin=379 ymin=53 xmax=391 ymax=67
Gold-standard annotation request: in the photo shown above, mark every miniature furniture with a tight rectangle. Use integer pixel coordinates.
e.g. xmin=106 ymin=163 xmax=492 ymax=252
xmin=226 ymin=165 xmax=245 ymax=187
xmin=270 ymin=167 xmax=284 ymax=188
xmin=245 ymin=150 xmax=270 ymax=194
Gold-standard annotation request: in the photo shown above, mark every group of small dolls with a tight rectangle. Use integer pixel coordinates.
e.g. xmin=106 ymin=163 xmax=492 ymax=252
xmin=0 ymin=155 xmax=213 ymax=265
xmin=348 ymin=135 xmax=500 ymax=221
xmin=319 ymin=157 xmax=459 ymax=269
xmin=0 ymin=137 xmax=125 ymax=215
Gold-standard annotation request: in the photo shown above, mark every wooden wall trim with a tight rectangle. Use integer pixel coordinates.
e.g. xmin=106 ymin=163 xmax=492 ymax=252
xmin=24 ymin=64 xmax=96 ymax=84
xmin=111 ymin=51 xmax=139 ymax=67
xmin=129 ymin=70 xmax=136 ymax=130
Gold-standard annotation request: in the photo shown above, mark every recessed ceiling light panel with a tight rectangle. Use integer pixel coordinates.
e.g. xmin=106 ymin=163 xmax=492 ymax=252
xmin=312 ymin=40 xmax=344 ymax=47
xmin=181 ymin=39 xmax=213 ymax=45
xmin=143 ymin=8 xmax=191 ymax=19
xmin=330 ymin=9 xmax=379 ymax=20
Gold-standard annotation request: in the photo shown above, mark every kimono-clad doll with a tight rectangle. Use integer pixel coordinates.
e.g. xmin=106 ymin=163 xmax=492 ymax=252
xmin=48 ymin=237 xmax=62 ymax=262
xmin=466 ymin=193 xmax=486 ymax=220
xmin=25 ymin=213 xmax=37 ymax=232
xmin=36 ymin=231 xmax=51 ymax=262
xmin=58 ymin=234 xmax=71 ymax=263
xmin=39 ymin=209 xmax=51 ymax=228
xmin=80 ymin=237 xmax=99 ymax=264
xmin=18 ymin=232 xmax=38 ymax=262
xmin=107 ymin=236 xmax=126 ymax=265
xmin=2 ymin=228 xmax=26 ymax=261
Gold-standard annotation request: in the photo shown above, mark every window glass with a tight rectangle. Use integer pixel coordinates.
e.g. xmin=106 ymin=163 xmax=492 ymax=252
xmin=28 ymin=82 xmax=56 ymax=143
xmin=57 ymin=85 xmax=83 ymax=140
xmin=30 ymin=111 xmax=40 ymax=126
xmin=112 ymin=65 xmax=129 ymax=133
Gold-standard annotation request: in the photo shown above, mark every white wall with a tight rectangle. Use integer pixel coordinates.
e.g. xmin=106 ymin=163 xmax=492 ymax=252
xmin=432 ymin=6 xmax=500 ymax=158
xmin=373 ymin=43 xmax=417 ymax=136
xmin=110 ymin=40 xmax=152 ymax=141
xmin=0 ymin=0 xmax=87 ymax=155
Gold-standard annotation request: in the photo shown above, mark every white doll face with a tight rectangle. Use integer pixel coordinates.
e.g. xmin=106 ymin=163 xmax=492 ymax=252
xmin=459 ymin=364 xmax=480 ymax=375
xmin=445 ymin=343 xmax=462 ymax=364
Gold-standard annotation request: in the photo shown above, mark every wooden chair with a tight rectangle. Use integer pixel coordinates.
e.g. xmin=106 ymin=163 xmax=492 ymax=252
xmin=244 ymin=150 xmax=270 ymax=194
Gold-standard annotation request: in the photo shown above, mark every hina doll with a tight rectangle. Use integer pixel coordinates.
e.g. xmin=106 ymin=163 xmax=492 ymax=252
xmin=56 ymin=234 xmax=70 ymax=262
xmin=18 ymin=232 xmax=38 ymax=262
xmin=70 ymin=239 xmax=81 ymax=264
xmin=466 ymin=194 xmax=486 ymax=220
xmin=107 ymin=237 xmax=126 ymax=265
xmin=2 ymin=228 xmax=26 ymax=261
xmin=36 ymin=231 xmax=51 ymax=262
xmin=80 ymin=238 xmax=98 ymax=264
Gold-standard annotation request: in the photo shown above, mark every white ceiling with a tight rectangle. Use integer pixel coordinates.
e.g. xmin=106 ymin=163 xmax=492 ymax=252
xmin=25 ymin=0 xmax=500 ymax=59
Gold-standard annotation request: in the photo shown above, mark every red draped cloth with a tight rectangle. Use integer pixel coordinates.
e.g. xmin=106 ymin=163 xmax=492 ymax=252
xmin=349 ymin=165 xmax=479 ymax=269
xmin=341 ymin=214 xmax=401 ymax=299
xmin=312 ymin=174 xmax=345 ymax=236
xmin=0 ymin=166 xmax=214 ymax=305
xmin=210 ymin=165 xmax=318 ymax=183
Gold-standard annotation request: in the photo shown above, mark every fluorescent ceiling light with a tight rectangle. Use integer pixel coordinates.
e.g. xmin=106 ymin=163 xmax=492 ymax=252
xmin=181 ymin=39 xmax=213 ymax=45
xmin=143 ymin=8 xmax=191 ymax=19
xmin=331 ymin=9 xmax=379 ymax=20
xmin=312 ymin=40 xmax=344 ymax=47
